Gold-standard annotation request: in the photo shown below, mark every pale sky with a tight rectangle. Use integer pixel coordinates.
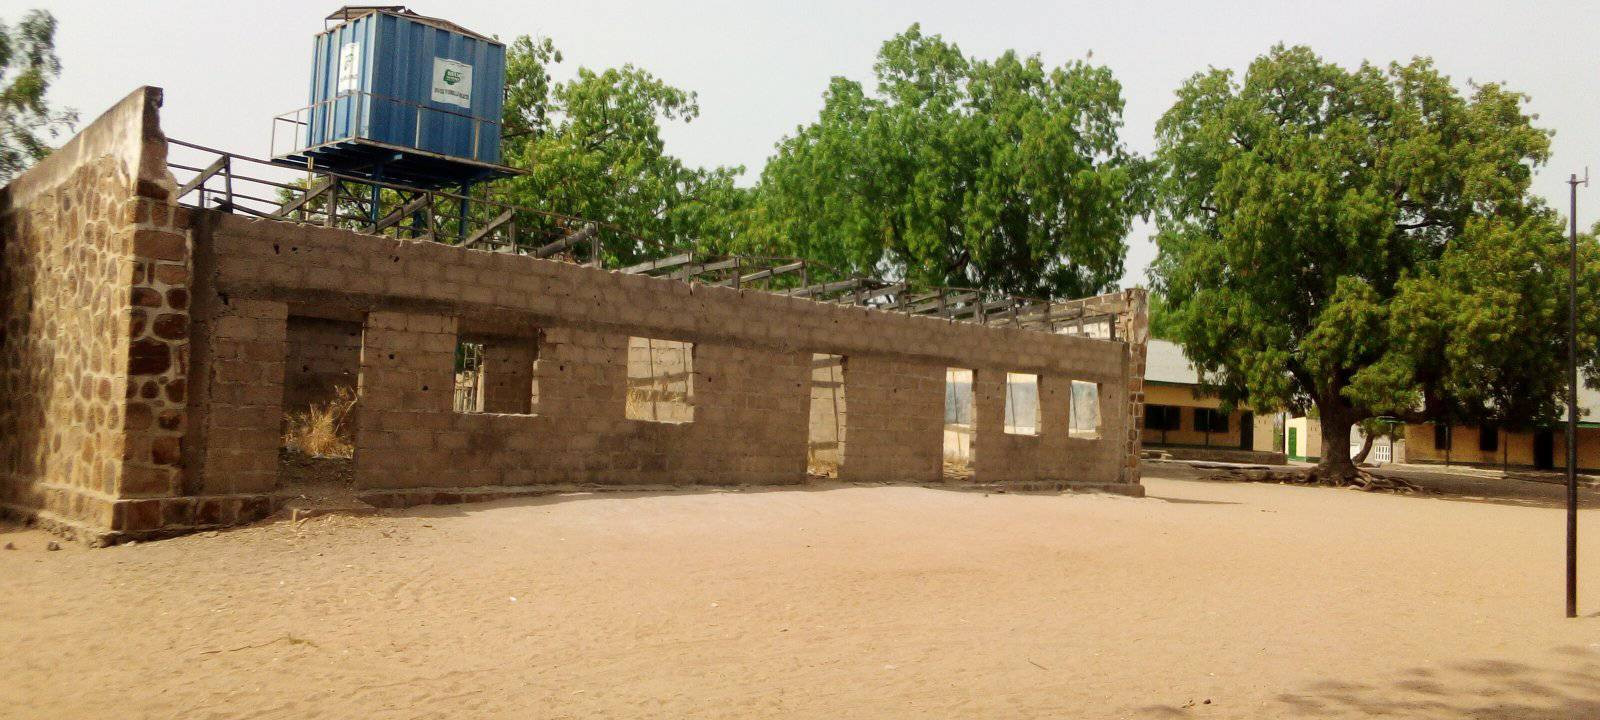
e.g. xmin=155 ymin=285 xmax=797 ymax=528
xmin=8 ymin=0 xmax=1598 ymax=288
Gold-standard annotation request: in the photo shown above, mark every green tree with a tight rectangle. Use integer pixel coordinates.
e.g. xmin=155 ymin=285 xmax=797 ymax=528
xmin=0 ymin=9 xmax=75 ymax=182
xmin=738 ymin=25 xmax=1146 ymax=299
xmin=1383 ymin=214 xmax=1600 ymax=441
xmin=1147 ymin=291 xmax=1179 ymax=340
xmin=1150 ymin=45 xmax=1596 ymax=482
xmin=498 ymin=35 xmax=746 ymax=265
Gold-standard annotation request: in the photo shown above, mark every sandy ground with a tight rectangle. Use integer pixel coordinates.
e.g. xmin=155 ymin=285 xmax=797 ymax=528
xmin=4 ymin=473 xmax=1600 ymax=719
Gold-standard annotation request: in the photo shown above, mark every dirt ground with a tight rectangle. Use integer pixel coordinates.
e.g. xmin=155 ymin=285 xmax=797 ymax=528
xmin=4 ymin=471 xmax=1600 ymax=719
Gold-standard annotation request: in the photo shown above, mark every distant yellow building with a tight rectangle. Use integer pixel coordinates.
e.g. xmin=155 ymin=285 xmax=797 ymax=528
xmin=1281 ymin=385 xmax=1600 ymax=470
xmin=1400 ymin=387 xmax=1600 ymax=470
xmin=1143 ymin=340 xmax=1279 ymax=459
xmin=1283 ymin=415 xmax=1323 ymax=462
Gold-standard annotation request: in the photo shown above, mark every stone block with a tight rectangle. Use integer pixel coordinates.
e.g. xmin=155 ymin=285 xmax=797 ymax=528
xmin=132 ymin=228 xmax=187 ymax=262
xmin=118 ymin=499 xmax=163 ymax=532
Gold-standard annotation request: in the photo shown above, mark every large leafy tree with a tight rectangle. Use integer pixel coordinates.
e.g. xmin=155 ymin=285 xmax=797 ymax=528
xmin=1151 ymin=45 xmax=1600 ymax=482
xmin=736 ymin=25 xmax=1146 ymax=299
xmin=0 ymin=9 xmax=75 ymax=182
xmin=1383 ymin=215 xmax=1600 ymax=441
xmin=498 ymin=36 xmax=745 ymax=265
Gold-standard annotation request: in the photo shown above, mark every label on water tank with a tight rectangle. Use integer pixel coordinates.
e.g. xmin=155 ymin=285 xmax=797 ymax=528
xmin=431 ymin=58 xmax=473 ymax=108
xmin=337 ymin=42 xmax=360 ymax=94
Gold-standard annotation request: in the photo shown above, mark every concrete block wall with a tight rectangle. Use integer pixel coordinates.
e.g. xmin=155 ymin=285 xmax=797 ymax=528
xmin=187 ymin=296 xmax=287 ymax=497
xmin=346 ymin=317 xmax=813 ymax=489
xmin=476 ymin=334 xmax=538 ymax=414
xmin=972 ymin=372 xmax=1126 ymax=484
xmin=283 ymin=316 xmax=363 ymax=413
xmin=836 ymin=358 xmax=944 ymax=483
xmin=186 ymin=212 xmax=1136 ymax=496
xmin=189 ymin=211 xmax=1140 ymax=500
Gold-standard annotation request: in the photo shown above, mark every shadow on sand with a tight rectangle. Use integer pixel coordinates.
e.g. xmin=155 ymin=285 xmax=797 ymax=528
xmin=1272 ymin=649 xmax=1600 ymax=719
xmin=1134 ymin=646 xmax=1600 ymax=718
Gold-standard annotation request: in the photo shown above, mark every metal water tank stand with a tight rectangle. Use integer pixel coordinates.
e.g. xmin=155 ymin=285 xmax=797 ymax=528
xmin=457 ymin=182 xmax=470 ymax=245
xmin=368 ymin=166 xmax=384 ymax=225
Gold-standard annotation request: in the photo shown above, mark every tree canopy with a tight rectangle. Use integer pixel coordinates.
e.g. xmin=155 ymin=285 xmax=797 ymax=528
xmin=731 ymin=25 xmax=1146 ymax=299
xmin=1150 ymin=44 xmax=1599 ymax=479
xmin=498 ymin=35 xmax=745 ymax=266
xmin=0 ymin=9 xmax=74 ymax=182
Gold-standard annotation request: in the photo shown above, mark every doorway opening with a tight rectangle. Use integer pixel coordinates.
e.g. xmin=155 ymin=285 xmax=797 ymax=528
xmin=944 ymin=368 xmax=975 ymax=480
xmin=807 ymin=354 xmax=846 ymax=478
xmin=1534 ymin=430 xmax=1555 ymax=470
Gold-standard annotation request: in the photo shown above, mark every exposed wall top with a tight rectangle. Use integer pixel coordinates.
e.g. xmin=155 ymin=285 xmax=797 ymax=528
xmin=0 ymin=86 xmax=174 ymax=209
xmin=198 ymin=211 xmax=1133 ymax=385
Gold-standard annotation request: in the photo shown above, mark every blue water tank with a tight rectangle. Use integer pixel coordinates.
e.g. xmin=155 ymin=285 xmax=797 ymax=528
xmin=273 ymin=6 xmax=512 ymax=188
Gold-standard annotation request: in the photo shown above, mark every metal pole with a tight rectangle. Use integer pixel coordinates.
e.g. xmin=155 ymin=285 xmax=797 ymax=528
xmin=1567 ymin=171 xmax=1586 ymax=619
xmin=369 ymin=170 xmax=382 ymax=228
xmin=458 ymin=183 xmax=470 ymax=245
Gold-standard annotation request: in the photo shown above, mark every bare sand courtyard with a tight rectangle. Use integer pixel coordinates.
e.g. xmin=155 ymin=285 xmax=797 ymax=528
xmin=5 ymin=472 xmax=1600 ymax=719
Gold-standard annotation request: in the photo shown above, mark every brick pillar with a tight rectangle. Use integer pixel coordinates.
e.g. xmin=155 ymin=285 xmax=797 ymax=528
xmin=971 ymin=369 xmax=1007 ymax=483
xmin=354 ymin=311 xmax=457 ymax=489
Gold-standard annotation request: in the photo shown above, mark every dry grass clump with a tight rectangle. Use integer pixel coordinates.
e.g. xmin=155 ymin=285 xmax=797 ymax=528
xmin=806 ymin=451 xmax=840 ymax=479
xmin=943 ymin=458 xmax=975 ymax=483
xmin=624 ymin=388 xmax=651 ymax=419
xmin=283 ymin=386 xmax=357 ymax=458
xmin=625 ymin=386 xmax=693 ymax=423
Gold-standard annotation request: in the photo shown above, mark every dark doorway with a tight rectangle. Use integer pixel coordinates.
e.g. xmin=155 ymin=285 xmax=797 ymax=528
xmin=1240 ymin=412 xmax=1254 ymax=450
xmin=1534 ymin=430 xmax=1555 ymax=470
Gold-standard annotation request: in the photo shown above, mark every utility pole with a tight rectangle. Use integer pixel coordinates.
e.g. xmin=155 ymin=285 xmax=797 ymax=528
xmin=1567 ymin=170 xmax=1587 ymax=619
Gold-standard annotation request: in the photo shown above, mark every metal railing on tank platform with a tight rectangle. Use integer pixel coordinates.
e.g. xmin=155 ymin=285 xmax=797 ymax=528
xmin=164 ymin=138 xmax=1133 ymax=338
xmin=270 ymin=91 xmax=499 ymax=164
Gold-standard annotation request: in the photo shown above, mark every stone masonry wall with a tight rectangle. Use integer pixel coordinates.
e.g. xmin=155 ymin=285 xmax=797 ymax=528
xmin=0 ymin=87 xmax=184 ymax=540
xmin=1115 ymin=289 xmax=1149 ymax=484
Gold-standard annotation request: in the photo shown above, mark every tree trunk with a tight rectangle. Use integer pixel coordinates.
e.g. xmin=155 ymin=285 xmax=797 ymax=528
xmin=1314 ymin=401 xmax=1360 ymax=483
xmin=1352 ymin=432 xmax=1375 ymax=464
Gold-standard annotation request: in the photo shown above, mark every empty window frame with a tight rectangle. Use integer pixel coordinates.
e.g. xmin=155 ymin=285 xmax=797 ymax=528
xmin=454 ymin=333 xmax=540 ymax=415
xmin=282 ymin=315 xmax=362 ymax=460
xmin=1144 ymin=405 xmax=1181 ymax=431
xmin=1433 ymin=423 xmax=1451 ymax=451
xmin=1069 ymin=380 xmax=1101 ymax=439
xmin=1004 ymin=372 xmax=1040 ymax=436
xmin=626 ymin=337 xmax=694 ymax=423
xmin=944 ymin=368 xmax=975 ymax=476
xmin=1479 ymin=424 xmax=1499 ymax=453
xmin=454 ymin=340 xmax=485 ymax=413
xmin=1195 ymin=408 xmax=1230 ymax=433
xmin=807 ymin=354 xmax=847 ymax=477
